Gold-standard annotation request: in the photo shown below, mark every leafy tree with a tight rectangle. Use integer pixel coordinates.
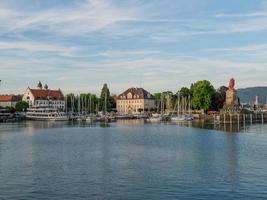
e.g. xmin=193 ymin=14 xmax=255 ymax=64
xmin=65 ymin=93 xmax=76 ymax=112
xmin=179 ymin=87 xmax=191 ymax=98
xmin=213 ymin=86 xmax=228 ymax=110
xmin=44 ymin=84 xmax=48 ymax=89
xmin=37 ymin=81 xmax=43 ymax=89
xmin=191 ymin=80 xmax=215 ymax=111
xmin=6 ymin=107 xmax=16 ymax=113
xmin=153 ymin=93 xmax=162 ymax=112
xmin=65 ymin=93 xmax=99 ymax=113
xmin=163 ymin=91 xmax=175 ymax=111
xmin=99 ymin=83 xmax=116 ymax=113
xmin=15 ymin=101 xmax=29 ymax=112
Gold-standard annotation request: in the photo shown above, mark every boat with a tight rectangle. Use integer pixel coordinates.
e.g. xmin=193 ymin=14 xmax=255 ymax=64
xmin=171 ymin=92 xmax=194 ymax=122
xmin=147 ymin=93 xmax=164 ymax=122
xmin=86 ymin=115 xmax=98 ymax=122
xmin=26 ymin=107 xmax=68 ymax=121
xmin=146 ymin=113 xmax=162 ymax=122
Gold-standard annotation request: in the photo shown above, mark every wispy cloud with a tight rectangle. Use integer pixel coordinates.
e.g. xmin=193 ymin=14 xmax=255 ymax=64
xmin=0 ymin=41 xmax=77 ymax=55
xmin=0 ymin=0 xmax=140 ymax=35
xmin=214 ymin=12 xmax=267 ymax=18
xmin=98 ymin=50 xmax=160 ymax=58
xmin=1 ymin=0 xmax=267 ymax=94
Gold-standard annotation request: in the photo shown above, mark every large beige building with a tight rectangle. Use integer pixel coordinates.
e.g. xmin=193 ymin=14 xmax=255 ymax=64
xmin=22 ymin=87 xmax=65 ymax=110
xmin=116 ymin=87 xmax=155 ymax=114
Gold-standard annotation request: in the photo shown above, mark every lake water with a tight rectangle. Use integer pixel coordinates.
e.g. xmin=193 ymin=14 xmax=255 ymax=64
xmin=0 ymin=120 xmax=267 ymax=199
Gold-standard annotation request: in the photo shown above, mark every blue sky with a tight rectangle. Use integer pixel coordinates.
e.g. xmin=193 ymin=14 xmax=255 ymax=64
xmin=1 ymin=0 xmax=267 ymax=95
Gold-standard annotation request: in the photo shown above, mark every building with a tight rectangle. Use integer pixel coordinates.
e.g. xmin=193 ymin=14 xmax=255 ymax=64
xmin=0 ymin=95 xmax=22 ymax=108
xmin=116 ymin=87 xmax=155 ymax=114
xmin=22 ymin=87 xmax=65 ymax=110
xmin=224 ymin=78 xmax=240 ymax=112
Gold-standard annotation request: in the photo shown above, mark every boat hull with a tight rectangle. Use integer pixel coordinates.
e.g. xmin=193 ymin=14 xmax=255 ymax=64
xmin=26 ymin=116 xmax=69 ymax=121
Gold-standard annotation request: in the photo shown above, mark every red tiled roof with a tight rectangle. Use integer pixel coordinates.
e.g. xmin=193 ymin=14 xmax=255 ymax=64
xmin=0 ymin=95 xmax=21 ymax=102
xmin=29 ymin=89 xmax=64 ymax=100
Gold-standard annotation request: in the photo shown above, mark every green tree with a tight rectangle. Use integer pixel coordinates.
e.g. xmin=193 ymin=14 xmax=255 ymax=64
xmin=153 ymin=93 xmax=162 ymax=112
xmin=15 ymin=101 xmax=29 ymax=112
xmin=44 ymin=84 xmax=48 ymax=89
xmin=37 ymin=81 xmax=43 ymax=89
xmin=65 ymin=93 xmax=100 ymax=113
xmin=213 ymin=86 xmax=228 ymax=110
xmin=99 ymin=83 xmax=116 ymax=113
xmin=178 ymin=87 xmax=191 ymax=98
xmin=191 ymin=80 xmax=215 ymax=111
xmin=6 ymin=107 xmax=16 ymax=113
xmin=163 ymin=91 xmax=175 ymax=112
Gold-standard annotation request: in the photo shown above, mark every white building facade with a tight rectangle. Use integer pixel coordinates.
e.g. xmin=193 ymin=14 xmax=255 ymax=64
xmin=22 ymin=87 xmax=65 ymax=110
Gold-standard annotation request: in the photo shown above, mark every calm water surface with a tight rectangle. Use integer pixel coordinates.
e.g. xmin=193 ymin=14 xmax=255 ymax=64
xmin=0 ymin=120 xmax=267 ymax=199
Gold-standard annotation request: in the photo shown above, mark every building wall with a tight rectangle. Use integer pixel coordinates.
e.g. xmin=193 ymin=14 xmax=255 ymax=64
xmin=0 ymin=101 xmax=17 ymax=108
xmin=116 ymin=98 xmax=155 ymax=114
xmin=22 ymin=88 xmax=35 ymax=107
xmin=34 ymin=100 xmax=65 ymax=109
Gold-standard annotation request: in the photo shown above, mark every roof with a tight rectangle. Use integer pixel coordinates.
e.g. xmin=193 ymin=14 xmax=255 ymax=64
xmin=0 ymin=95 xmax=22 ymax=102
xmin=29 ymin=88 xmax=64 ymax=100
xmin=118 ymin=87 xmax=154 ymax=100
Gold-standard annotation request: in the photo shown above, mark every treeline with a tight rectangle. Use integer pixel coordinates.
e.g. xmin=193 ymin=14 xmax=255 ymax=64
xmin=154 ymin=80 xmax=229 ymax=113
xmin=65 ymin=83 xmax=116 ymax=113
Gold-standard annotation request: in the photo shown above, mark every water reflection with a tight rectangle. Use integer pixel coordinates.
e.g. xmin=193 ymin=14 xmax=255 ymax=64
xmin=117 ymin=119 xmax=145 ymax=126
xmin=0 ymin=120 xmax=267 ymax=199
xmin=1 ymin=119 xmax=267 ymax=135
xmin=226 ymin=134 xmax=239 ymax=192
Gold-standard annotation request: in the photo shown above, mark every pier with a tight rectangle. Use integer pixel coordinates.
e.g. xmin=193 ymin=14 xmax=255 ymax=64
xmin=200 ymin=112 xmax=267 ymax=125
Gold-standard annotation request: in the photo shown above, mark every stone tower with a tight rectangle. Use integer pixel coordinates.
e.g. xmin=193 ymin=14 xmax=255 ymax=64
xmin=225 ymin=78 xmax=239 ymax=110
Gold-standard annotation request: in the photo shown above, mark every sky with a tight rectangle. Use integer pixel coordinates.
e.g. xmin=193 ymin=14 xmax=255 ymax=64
xmin=1 ymin=0 xmax=267 ymax=95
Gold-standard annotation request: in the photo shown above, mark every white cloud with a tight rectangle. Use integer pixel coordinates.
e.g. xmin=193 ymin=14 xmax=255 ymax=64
xmin=0 ymin=0 xmax=139 ymax=35
xmin=0 ymin=41 xmax=77 ymax=55
xmin=98 ymin=50 xmax=160 ymax=57
xmin=214 ymin=12 xmax=267 ymax=18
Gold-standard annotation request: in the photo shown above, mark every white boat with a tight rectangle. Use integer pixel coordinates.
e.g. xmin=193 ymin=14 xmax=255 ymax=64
xmin=26 ymin=107 xmax=68 ymax=121
xmin=147 ymin=93 xmax=164 ymax=123
xmin=171 ymin=116 xmax=186 ymax=121
xmin=171 ymin=92 xmax=194 ymax=122
xmin=146 ymin=113 xmax=162 ymax=122
xmin=171 ymin=115 xmax=194 ymax=122
xmin=86 ymin=115 xmax=98 ymax=122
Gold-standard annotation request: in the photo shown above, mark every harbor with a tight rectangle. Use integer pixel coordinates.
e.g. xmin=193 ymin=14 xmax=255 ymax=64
xmin=2 ymin=79 xmax=267 ymax=133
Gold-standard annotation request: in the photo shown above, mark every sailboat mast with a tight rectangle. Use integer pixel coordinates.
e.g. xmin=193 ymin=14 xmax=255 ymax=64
xmin=177 ymin=92 xmax=180 ymax=117
xmin=78 ymin=95 xmax=80 ymax=115
xmin=160 ymin=92 xmax=164 ymax=117
xmin=104 ymin=92 xmax=107 ymax=115
xmin=90 ymin=95 xmax=92 ymax=116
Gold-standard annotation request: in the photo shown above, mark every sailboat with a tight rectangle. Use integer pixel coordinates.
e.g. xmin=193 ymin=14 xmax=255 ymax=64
xmin=171 ymin=93 xmax=194 ymax=122
xmin=171 ymin=92 xmax=185 ymax=121
xmin=147 ymin=93 xmax=164 ymax=122
xmin=76 ymin=95 xmax=86 ymax=121
xmin=86 ymin=95 xmax=97 ymax=122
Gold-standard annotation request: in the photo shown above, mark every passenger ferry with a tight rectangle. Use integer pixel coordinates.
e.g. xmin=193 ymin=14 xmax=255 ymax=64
xmin=26 ymin=107 xmax=68 ymax=121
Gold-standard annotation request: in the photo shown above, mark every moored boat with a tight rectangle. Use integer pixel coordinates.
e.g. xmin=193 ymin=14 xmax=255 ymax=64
xmin=26 ymin=107 xmax=68 ymax=121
